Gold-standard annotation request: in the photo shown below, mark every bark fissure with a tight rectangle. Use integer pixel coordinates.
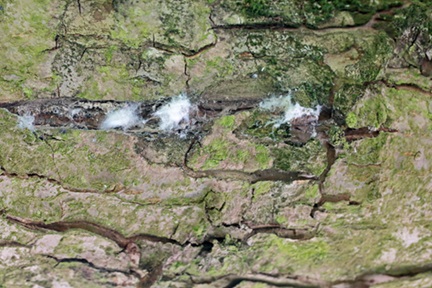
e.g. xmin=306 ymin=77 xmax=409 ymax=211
xmin=182 ymin=137 xmax=317 ymax=184
xmin=244 ymin=222 xmax=319 ymax=241
xmin=152 ymin=40 xmax=217 ymax=59
xmin=184 ymin=262 xmax=432 ymax=288
xmin=0 ymin=166 xmax=116 ymax=194
xmin=0 ymin=241 xmax=31 ymax=248
xmin=76 ymin=0 xmax=82 ymax=15
xmin=331 ymin=262 xmax=432 ymax=287
xmin=187 ymin=273 xmax=322 ymax=288
xmin=211 ymin=3 xmax=406 ymax=33
xmin=46 ymin=255 xmax=138 ymax=276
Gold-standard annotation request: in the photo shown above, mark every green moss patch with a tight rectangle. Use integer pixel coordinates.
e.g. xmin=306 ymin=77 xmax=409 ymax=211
xmin=272 ymin=140 xmax=327 ymax=175
xmin=0 ymin=0 xmax=64 ymax=100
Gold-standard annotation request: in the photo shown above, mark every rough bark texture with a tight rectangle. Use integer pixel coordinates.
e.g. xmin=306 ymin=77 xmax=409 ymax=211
xmin=1 ymin=0 xmax=432 ymax=287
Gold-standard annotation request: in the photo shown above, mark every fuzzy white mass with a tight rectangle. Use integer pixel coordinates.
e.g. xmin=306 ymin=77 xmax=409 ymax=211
xmin=153 ymin=94 xmax=193 ymax=131
xmin=100 ymin=104 xmax=142 ymax=130
xmin=17 ymin=114 xmax=35 ymax=131
xmin=259 ymin=94 xmax=321 ymax=127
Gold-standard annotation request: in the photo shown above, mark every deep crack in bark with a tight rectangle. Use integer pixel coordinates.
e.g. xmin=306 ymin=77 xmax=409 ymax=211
xmin=182 ymin=136 xmax=317 ymax=184
xmin=211 ymin=3 xmax=406 ymax=33
xmin=0 ymin=241 xmax=31 ymax=248
xmin=0 ymin=166 xmax=121 ymax=194
xmin=76 ymin=0 xmax=82 ymax=14
xmin=186 ymin=262 xmax=432 ymax=288
xmin=188 ymin=273 xmax=323 ymax=288
xmin=151 ymin=39 xmax=217 ymax=59
xmin=46 ymin=255 xmax=139 ymax=277
xmin=243 ymin=222 xmax=319 ymax=241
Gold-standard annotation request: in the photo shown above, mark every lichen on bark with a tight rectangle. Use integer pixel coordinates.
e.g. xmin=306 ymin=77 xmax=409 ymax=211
xmin=1 ymin=0 xmax=432 ymax=287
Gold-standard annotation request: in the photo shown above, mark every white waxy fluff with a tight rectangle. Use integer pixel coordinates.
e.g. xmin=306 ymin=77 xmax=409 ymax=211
xmin=100 ymin=103 xmax=142 ymax=130
xmin=259 ymin=94 xmax=321 ymax=127
xmin=153 ymin=94 xmax=194 ymax=131
xmin=281 ymin=102 xmax=321 ymax=123
xmin=259 ymin=94 xmax=294 ymax=112
xmin=17 ymin=113 xmax=35 ymax=131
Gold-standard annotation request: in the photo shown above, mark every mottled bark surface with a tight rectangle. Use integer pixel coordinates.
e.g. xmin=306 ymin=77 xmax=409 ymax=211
xmin=1 ymin=0 xmax=432 ymax=287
